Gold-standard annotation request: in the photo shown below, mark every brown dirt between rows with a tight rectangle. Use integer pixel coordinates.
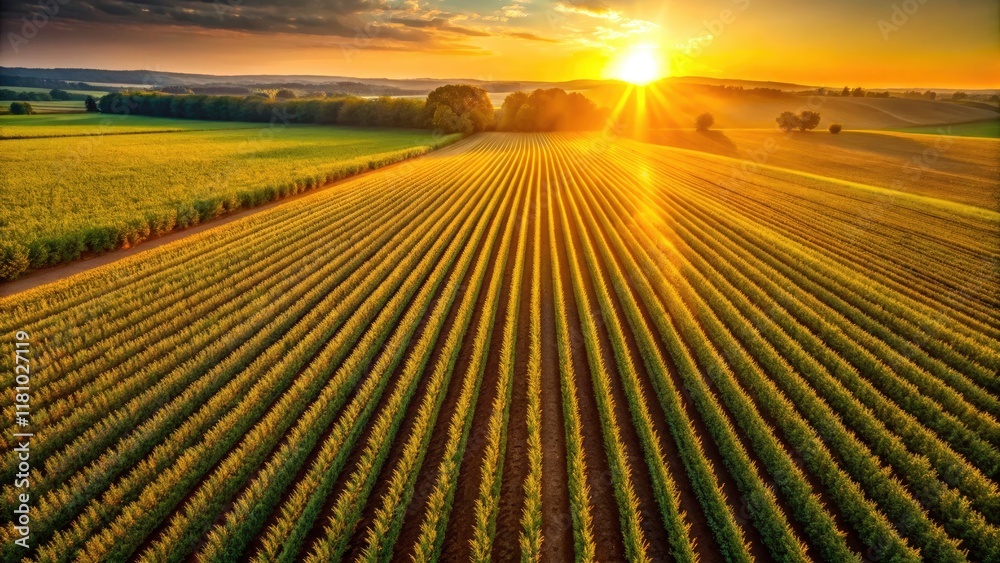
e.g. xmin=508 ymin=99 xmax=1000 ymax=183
xmin=135 ymin=165 xmax=473 ymax=559
xmin=654 ymin=175 xmax=872 ymax=557
xmin=489 ymin=175 xmax=538 ymax=562
xmin=604 ymin=146 xmax=866 ymax=557
xmin=559 ymin=181 xmax=716 ymax=562
xmin=251 ymin=172 xmax=494 ymax=560
xmin=311 ymin=174 xmax=507 ymax=559
xmin=389 ymin=169 xmax=521 ymax=562
xmin=546 ymin=185 xmax=632 ymax=562
xmin=535 ymin=174 xmax=575 ymax=562
xmin=437 ymin=178 xmax=529 ymax=562
xmin=337 ymin=194 xmax=502 ymax=561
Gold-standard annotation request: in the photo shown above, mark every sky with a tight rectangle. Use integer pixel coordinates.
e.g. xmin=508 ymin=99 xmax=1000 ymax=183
xmin=0 ymin=0 xmax=997 ymax=88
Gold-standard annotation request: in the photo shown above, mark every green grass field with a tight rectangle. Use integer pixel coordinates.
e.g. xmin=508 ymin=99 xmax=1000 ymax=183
xmin=0 ymin=118 xmax=459 ymax=278
xmin=0 ymin=86 xmax=109 ymax=97
xmin=0 ymin=113 xmax=263 ymax=138
xmin=0 ymin=133 xmax=996 ymax=561
xmin=0 ymin=100 xmax=92 ymax=115
xmin=889 ymin=119 xmax=1000 ymax=138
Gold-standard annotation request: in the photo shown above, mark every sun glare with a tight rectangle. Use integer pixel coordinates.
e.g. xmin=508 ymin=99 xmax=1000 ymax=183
xmin=613 ymin=44 xmax=662 ymax=85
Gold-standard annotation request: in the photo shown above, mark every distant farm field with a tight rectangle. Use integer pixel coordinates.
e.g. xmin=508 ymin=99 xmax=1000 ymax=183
xmin=1 ymin=133 xmax=996 ymax=561
xmin=0 ymin=113 xmax=268 ymax=138
xmin=0 ymin=100 xmax=91 ymax=115
xmin=890 ymin=118 xmax=1000 ymax=138
xmin=0 ymin=86 xmax=109 ymax=97
xmin=0 ymin=118 xmax=458 ymax=278
xmin=646 ymin=129 xmax=1000 ymax=210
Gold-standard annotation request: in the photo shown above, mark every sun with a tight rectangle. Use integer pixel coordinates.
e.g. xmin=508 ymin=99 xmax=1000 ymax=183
xmin=612 ymin=44 xmax=663 ymax=85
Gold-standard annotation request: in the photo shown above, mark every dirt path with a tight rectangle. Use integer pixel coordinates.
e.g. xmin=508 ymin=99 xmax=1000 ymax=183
xmin=0 ymin=140 xmax=466 ymax=299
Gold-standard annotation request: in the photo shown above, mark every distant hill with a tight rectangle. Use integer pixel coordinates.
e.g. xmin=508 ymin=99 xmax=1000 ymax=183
xmin=580 ymin=82 xmax=999 ymax=130
xmin=3 ymin=67 xmax=996 ymax=96
xmin=0 ymin=67 xmax=816 ymax=95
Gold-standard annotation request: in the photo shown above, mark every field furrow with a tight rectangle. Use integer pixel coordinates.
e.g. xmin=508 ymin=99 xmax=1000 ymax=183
xmin=3 ymin=131 xmax=994 ymax=563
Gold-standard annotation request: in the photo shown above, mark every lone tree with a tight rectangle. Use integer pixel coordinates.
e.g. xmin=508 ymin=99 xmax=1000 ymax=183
xmin=798 ymin=110 xmax=821 ymax=131
xmin=695 ymin=112 xmax=715 ymax=132
xmin=776 ymin=111 xmax=800 ymax=131
xmin=841 ymin=86 xmax=850 ymax=97
xmin=9 ymin=101 xmax=33 ymax=115
xmin=829 ymin=123 xmax=843 ymax=134
xmin=951 ymin=91 xmax=968 ymax=101
xmin=425 ymin=84 xmax=494 ymax=134
xmin=85 ymin=96 xmax=99 ymax=112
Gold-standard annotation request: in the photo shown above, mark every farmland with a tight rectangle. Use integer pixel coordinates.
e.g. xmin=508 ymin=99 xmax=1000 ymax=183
xmin=1 ymin=132 xmax=997 ymax=561
xmin=890 ymin=119 xmax=1000 ymax=139
xmin=0 ymin=116 xmax=458 ymax=279
xmin=644 ymin=129 xmax=1000 ymax=210
xmin=0 ymin=113 xmax=258 ymax=138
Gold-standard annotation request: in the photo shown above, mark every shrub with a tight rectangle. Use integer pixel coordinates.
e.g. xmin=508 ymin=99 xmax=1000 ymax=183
xmin=776 ymin=110 xmax=820 ymax=131
xmin=9 ymin=101 xmax=34 ymax=115
xmin=798 ymin=110 xmax=821 ymax=131
xmin=695 ymin=112 xmax=715 ymax=132
xmin=776 ymin=111 xmax=800 ymax=131
xmin=829 ymin=123 xmax=842 ymax=134
xmin=0 ymin=242 xmax=29 ymax=280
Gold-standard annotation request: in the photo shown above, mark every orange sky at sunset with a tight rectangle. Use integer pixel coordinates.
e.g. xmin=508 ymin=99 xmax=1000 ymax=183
xmin=1 ymin=0 xmax=997 ymax=89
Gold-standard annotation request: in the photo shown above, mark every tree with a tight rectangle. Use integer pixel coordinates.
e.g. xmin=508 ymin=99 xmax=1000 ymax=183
xmin=497 ymin=89 xmax=606 ymax=132
xmin=924 ymin=91 xmax=936 ymax=100
xmin=951 ymin=91 xmax=968 ymax=101
xmin=85 ymin=96 xmax=98 ymax=112
xmin=829 ymin=123 xmax=842 ymax=134
xmin=851 ymin=87 xmax=865 ymax=97
xmin=49 ymin=88 xmax=72 ymax=100
xmin=498 ymin=91 xmax=528 ymax=131
xmin=776 ymin=111 xmax=800 ymax=131
xmin=432 ymin=105 xmax=473 ymax=134
xmin=695 ymin=112 xmax=715 ymax=132
xmin=695 ymin=112 xmax=715 ymax=131
xmin=513 ymin=104 xmax=538 ymax=132
xmin=9 ymin=101 xmax=33 ymax=115
xmin=424 ymin=85 xmax=494 ymax=133
xmin=842 ymin=86 xmax=850 ymax=97
xmin=275 ymin=89 xmax=298 ymax=99
xmin=798 ymin=110 xmax=821 ymax=130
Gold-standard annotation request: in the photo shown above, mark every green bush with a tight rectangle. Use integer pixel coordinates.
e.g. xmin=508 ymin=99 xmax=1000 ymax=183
xmin=9 ymin=101 xmax=34 ymax=115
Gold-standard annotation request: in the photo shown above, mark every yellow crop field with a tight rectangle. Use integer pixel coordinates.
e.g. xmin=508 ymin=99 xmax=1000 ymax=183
xmin=0 ymin=117 xmax=458 ymax=280
xmin=1 ymin=132 xmax=996 ymax=562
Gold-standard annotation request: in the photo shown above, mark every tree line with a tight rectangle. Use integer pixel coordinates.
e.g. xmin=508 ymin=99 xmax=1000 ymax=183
xmin=496 ymin=89 xmax=609 ymax=132
xmin=95 ymin=85 xmax=611 ymax=135
xmin=0 ymin=88 xmax=91 ymax=101
xmin=96 ymin=91 xmax=429 ymax=128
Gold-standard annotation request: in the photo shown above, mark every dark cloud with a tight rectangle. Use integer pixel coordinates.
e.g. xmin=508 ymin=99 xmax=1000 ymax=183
xmin=0 ymin=0 xmax=553 ymax=53
xmin=505 ymin=31 xmax=558 ymax=42
xmin=0 ymin=0 xmax=373 ymax=37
